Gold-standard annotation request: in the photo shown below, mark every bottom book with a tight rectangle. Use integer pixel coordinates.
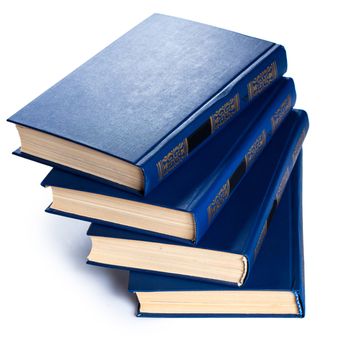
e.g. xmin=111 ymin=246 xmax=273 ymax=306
xmin=128 ymin=154 xmax=305 ymax=317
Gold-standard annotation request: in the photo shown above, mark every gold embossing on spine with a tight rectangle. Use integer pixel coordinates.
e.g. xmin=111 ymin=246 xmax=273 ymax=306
xmin=276 ymin=167 xmax=290 ymax=204
xmin=209 ymin=94 xmax=240 ymax=132
xmin=271 ymin=95 xmax=292 ymax=132
xmin=254 ymin=221 xmax=268 ymax=258
xmin=207 ymin=180 xmax=230 ymax=222
xmin=156 ymin=139 xmax=189 ymax=179
xmin=245 ymin=130 xmax=267 ymax=168
xmin=248 ymin=61 xmax=278 ymax=100
xmin=292 ymin=128 xmax=307 ymax=164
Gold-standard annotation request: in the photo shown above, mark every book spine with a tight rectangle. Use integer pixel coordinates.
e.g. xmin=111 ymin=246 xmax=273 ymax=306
xmin=192 ymin=78 xmax=296 ymax=242
xmin=140 ymin=45 xmax=288 ymax=194
xmin=243 ymin=110 xmax=309 ymax=281
xmin=291 ymin=153 xmax=305 ymax=317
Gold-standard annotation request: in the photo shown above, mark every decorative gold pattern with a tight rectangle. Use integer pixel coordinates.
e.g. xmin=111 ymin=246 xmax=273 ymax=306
xmin=157 ymin=139 xmax=189 ymax=179
xmin=209 ymin=94 xmax=240 ymax=132
xmin=254 ymin=220 xmax=268 ymax=258
xmin=245 ymin=130 xmax=267 ymax=168
xmin=271 ymin=95 xmax=292 ymax=132
xmin=292 ymin=128 xmax=307 ymax=164
xmin=207 ymin=180 xmax=230 ymax=222
xmin=248 ymin=61 xmax=278 ymax=100
xmin=276 ymin=167 xmax=290 ymax=204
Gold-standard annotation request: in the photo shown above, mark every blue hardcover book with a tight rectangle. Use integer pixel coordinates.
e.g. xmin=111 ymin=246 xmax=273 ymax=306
xmin=85 ymin=110 xmax=308 ymax=286
xmin=8 ymin=13 xmax=287 ymax=195
xmin=128 ymin=154 xmax=305 ymax=317
xmin=41 ymin=78 xmax=296 ymax=243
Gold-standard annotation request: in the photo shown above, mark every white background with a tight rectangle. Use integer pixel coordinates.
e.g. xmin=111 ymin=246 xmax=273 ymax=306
xmin=1 ymin=0 xmax=349 ymax=349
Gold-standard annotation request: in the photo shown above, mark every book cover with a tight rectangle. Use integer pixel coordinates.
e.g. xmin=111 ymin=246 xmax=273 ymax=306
xmin=129 ymin=154 xmax=305 ymax=317
xmin=8 ymin=13 xmax=287 ymax=194
xmin=85 ymin=110 xmax=308 ymax=285
xmin=41 ymin=78 xmax=296 ymax=243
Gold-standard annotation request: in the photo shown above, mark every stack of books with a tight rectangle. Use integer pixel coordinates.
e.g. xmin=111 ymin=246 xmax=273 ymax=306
xmin=8 ymin=14 xmax=308 ymax=317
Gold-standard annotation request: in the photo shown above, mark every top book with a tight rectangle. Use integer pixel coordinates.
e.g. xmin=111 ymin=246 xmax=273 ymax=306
xmin=8 ymin=13 xmax=287 ymax=195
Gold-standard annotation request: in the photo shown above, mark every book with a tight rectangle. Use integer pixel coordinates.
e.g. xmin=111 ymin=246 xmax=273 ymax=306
xmin=8 ymin=13 xmax=287 ymax=195
xmin=85 ymin=110 xmax=309 ymax=285
xmin=41 ymin=78 xmax=296 ymax=243
xmin=129 ymin=154 xmax=305 ymax=317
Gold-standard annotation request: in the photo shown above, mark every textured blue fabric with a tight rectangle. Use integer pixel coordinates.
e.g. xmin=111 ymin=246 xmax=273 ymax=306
xmin=8 ymin=14 xmax=287 ymax=193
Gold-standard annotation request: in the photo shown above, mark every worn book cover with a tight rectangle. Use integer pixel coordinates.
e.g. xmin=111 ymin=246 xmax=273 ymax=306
xmin=9 ymin=13 xmax=287 ymax=194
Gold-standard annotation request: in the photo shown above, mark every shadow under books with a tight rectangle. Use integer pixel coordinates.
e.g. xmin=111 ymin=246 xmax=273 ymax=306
xmin=43 ymin=216 xmax=137 ymax=308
